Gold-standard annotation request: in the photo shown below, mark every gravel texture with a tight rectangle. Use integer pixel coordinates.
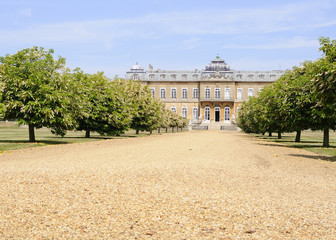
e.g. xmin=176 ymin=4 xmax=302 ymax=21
xmin=0 ymin=131 xmax=336 ymax=239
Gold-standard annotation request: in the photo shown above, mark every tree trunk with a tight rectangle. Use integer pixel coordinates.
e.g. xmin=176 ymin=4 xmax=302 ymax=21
xmin=150 ymin=130 xmax=152 ymax=134
xmin=295 ymin=130 xmax=301 ymax=142
xmin=165 ymin=128 xmax=168 ymax=133
xmin=158 ymin=128 xmax=160 ymax=133
xmin=28 ymin=124 xmax=35 ymax=142
xmin=85 ymin=130 xmax=90 ymax=138
xmin=172 ymin=127 xmax=174 ymax=132
xmin=262 ymin=132 xmax=265 ymax=136
xmin=323 ymin=128 xmax=329 ymax=147
xmin=136 ymin=129 xmax=139 ymax=134
xmin=277 ymin=131 xmax=281 ymax=139
xmin=268 ymin=132 xmax=272 ymax=137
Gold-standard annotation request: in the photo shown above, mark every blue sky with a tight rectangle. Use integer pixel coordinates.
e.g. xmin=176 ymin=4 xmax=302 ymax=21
xmin=1 ymin=0 xmax=335 ymax=78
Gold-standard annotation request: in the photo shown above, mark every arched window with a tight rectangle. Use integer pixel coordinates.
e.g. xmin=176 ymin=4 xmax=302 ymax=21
xmin=149 ymin=74 xmax=155 ymax=80
xmin=182 ymin=107 xmax=187 ymax=118
xmin=205 ymin=106 xmax=210 ymax=121
xmin=171 ymin=107 xmax=176 ymax=112
xmin=160 ymin=74 xmax=166 ymax=80
xmin=160 ymin=88 xmax=166 ymax=99
xmin=248 ymin=88 xmax=254 ymax=97
xmin=248 ymin=74 xmax=254 ymax=80
xmin=150 ymin=88 xmax=155 ymax=98
xmin=192 ymin=107 xmax=198 ymax=120
xmin=224 ymin=107 xmax=230 ymax=122
xmin=205 ymin=88 xmax=210 ymax=99
xmin=182 ymin=88 xmax=188 ymax=99
xmin=215 ymin=88 xmax=220 ymax=99
xmin=193 ymin=88 xmax=198 ymax=98
xmin=225 ymin=88 xmax=230 ymax=99
xmin=171 ymin=88 xmax=176 ymax=99
xmin=237 ymin=88 xmax=242 ymax=100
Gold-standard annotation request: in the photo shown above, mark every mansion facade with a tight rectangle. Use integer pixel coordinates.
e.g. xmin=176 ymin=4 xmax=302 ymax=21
xmin=125 ymin=56 xmax=286 ymax=124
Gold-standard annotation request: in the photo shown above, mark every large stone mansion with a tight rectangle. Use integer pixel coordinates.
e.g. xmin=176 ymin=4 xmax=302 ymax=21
xmin=125 ymin=56 xmax=286 ymax=124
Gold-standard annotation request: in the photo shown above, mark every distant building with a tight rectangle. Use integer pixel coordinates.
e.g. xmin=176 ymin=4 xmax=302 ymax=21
xmin=126 ymin=55 xmax=285 ymax=124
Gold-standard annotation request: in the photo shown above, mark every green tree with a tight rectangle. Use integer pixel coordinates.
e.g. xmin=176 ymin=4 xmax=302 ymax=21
xmin=311 ymin=37 xmax=336 ymax=147
xmin=129 ymin=81 xmax=163 ymax=134
xmin=277 ymin=63 xmax=316 ymax=142
xmin=75 ymin=74 xmax=133 ymax=137
xmin=0 ymin=47 xmax=77 ymax=142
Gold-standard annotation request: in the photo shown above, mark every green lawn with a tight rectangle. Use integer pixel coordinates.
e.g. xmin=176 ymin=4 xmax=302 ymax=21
xmin=0 ymin=122 xmax=183 ymax=152
xmin=252 ymin=130 xmax=336 ymax=161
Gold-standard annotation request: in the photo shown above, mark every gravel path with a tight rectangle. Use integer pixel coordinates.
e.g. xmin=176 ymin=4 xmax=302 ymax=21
xmin=0 ymin=131 xmax=335 ymax=239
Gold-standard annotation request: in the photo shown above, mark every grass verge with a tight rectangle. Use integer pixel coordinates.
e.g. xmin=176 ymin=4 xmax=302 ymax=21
xmin=0 ymin=123 xmax=185 ymax=152
xmin=251 ymin=130 xmax=336 ymax=162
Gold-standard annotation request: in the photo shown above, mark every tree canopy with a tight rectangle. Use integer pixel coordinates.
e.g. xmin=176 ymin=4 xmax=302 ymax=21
xmin=238 ymin=37 xmax=336 ymax=146
xmin=0 ymin=47 xmax=78 ymax=142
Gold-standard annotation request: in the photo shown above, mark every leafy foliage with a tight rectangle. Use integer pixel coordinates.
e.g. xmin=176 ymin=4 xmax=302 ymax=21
xmin=0 ymin=47 xmax=77 ymax=141
xmin=238 ymin=37 xmax=336 ymax=146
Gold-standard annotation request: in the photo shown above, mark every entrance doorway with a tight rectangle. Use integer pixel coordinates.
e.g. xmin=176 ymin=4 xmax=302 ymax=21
xmin=215 ymin=107 xmax=220 ymax=122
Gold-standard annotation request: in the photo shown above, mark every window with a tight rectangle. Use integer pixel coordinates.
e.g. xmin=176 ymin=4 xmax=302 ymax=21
xmin=215 ymin=88 xmax=220 ymax=99
xmin=259 ymin=74 xmax=265 ymax=80
xmin=193 ymin=74 xmax=198 ymax=81
xmin=192 ymin=107 xmax=198 ymax=120
xmin=149 ymin=74 xmax=155 ymax=80
xmin=171 ymin=107 xmax=177 ymax=112
xmin=248 ymin=74 xmax=254 ymax=80
xmin=182 ymin=88 xmax=188 ymax=99
xmin=133 ymin=74 xmax=139 ymax=80
xmin=237 ymin=88 xmax=242 ymax=100
xmin=224 ymin=107 xmax=230 ymax=121
xmin=205 ymin=88 xmax=210 ymax=99
xmin=160 ymin=88 xmax=166 ymax=99
xmin=237 ymin=107 xmax=240 ymax=118
xmin=259 ymin=88 xmax=263 ymax=92
xmin=270 ymin=74 xmax=276 ymax=80
xmin=182 ymin=74 xmax=188 ymax=80
xmin=171 ymin=74 xmax=176 ymax=80
xmin=225 ymin=88 xmax=230 ymax=99
xmin=236 ymin=74 xmax=243 ymax=80
xmin=182 ymin=107 xmax=187 ymax=118
xmin=160 ymin=74 xmax=166 ymax=80
xmin=248 ymin=88 xmax=254 ymax=97
xmin=193 ymin=88 xmax=198 ymax=99
xmin=205 ymin=106 xmax=210 ymax=121
xmin=171 ymin=88 xmax=177 ymax=99
xmin=150 ymin=88 xmax=155 ymax=98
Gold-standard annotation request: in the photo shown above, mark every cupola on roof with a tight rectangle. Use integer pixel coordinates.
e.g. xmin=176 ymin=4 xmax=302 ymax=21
xmin=130 ymin=62 xmax=144 ymax=72
xmin=205 ymin=54 xmax=230 ymax=72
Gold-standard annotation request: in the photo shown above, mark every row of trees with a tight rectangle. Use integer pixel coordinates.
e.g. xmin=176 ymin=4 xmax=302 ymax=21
xmin=238 ymin=37 xmax=336 ymax=147
xmin=0 ymin=47 xmax=187 ymax=142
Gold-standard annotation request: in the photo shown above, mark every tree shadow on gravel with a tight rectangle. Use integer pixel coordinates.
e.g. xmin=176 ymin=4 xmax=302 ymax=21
xmin=288 ymin=154 xmax=336 ymax=162
xmin=257 ymin=142 xmax=336 ymax=149
xmin=0 ymin=139 xmax=68 ymax=145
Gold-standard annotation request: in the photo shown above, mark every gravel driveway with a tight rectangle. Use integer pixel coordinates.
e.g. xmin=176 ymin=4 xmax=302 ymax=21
xmin=0 ymin=131 xmax=335 ymax=239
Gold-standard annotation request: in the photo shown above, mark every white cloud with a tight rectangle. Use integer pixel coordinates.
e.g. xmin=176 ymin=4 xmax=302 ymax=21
xmin=221 ymin=37 xmax=320 ymax=50
xmin=0 ymin=1 xmax=335 ymax=49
